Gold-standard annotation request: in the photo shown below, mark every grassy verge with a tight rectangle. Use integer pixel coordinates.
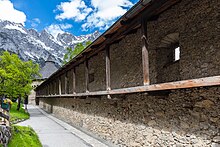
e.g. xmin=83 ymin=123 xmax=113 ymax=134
xmin=0 ymin=104 xmax=41 ymax=147
xmin=8 ymin=125 xmax=42 ymax=147
xmin=10 ymin=103 xmax=30 ymax=124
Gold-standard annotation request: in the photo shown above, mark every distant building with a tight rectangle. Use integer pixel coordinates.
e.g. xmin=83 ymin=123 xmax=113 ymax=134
xmin=29 ymin=56 xmax=58 ymax=105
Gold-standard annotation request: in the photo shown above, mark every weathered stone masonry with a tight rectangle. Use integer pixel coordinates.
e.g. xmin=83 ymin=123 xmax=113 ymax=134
xmin=37 ymin=0 xmax=220 ymax=146
xmin=40 ymin=86 xmax=220 ymax=146
xmin=148 ymin=0 xmax=220 ymax=84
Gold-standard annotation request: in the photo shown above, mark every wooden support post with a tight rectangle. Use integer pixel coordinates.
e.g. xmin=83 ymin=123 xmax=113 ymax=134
xmin=85 ymin=60 xmax=89 ymax=93
xmin=59 ymin=77 xmax=61 ymax=95
xmin=48 ymin=84 xmax=50 ymax=95
xmin=141 ymin=18 xmax=150 ymax=85
xmin=53 ymin=81 xmax=55 ymax=95
xmin=105 ymin=46 xmax=111 ymax=99
xmin=72 ymin=68 xmax=76 ymax=94
xmin=55 ymin=80 xmax=57 ymax=95
xmin=54 ymin=82 xmax=55 ymax=95
xmin=51 ymin=82 xmax=53 ymax=95
xmin=50 ymin=83 xmax=52 ymax=95
xmin=47 ymin=84 xmax=49 ymax=95
xmin=65 ymin=73 xmax=68 ymax=94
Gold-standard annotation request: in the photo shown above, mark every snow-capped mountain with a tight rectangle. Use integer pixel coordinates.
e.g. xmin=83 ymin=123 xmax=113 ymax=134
xmin=0 ymin=20 xmax=100 ymax=67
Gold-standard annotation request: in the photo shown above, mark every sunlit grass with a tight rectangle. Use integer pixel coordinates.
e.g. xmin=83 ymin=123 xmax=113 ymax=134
xmin=8 ymin=125 xmax=42 ymax=147
xmin=10 ymin=102 xmax=30 ymax=123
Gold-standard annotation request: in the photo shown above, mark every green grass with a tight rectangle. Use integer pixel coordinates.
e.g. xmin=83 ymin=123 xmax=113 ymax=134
xmin=10 ymin=103 xmax=30 ymax=123
xmin=0 ymin=103 xmax=42 ymax=147
xmin=8 ymin=125 xmax=42 ymax=147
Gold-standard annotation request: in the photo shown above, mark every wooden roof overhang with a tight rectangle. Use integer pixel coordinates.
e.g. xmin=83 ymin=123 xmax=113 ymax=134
xmin=37 ymin=0 xmax=181 ymax=90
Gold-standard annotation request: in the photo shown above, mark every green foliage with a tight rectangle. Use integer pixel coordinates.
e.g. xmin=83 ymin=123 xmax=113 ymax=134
xmin=10 ymin=102 xmax=30 ymax=124
xmin=0 ymin=51 xmax=40 ymax=98
xmin=8 ymin=125 xmax=42 ymax=147
xmin=63 ymin=41 xmax=92 ymax=65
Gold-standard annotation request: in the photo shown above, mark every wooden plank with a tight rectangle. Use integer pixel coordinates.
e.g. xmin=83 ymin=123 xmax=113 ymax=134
xmin=65 ymin=73 xmax=68 ymax=94
xmin=55 ymin=81 xmax=57 ymax=95
xmin=141 ymin=18 xmax=150 ymax=85
xmin=59 ymin=77 xmax=61 ymax=95
xmin=72 ymin=68 xmax=76 ymax=94
xmin=36 ymin=76 xmax=220 ymax=98
xmin=106 ymin=46 xmax=111 ymax=91
xmin=54 ymin=80 xmax=57 ymax=95
xmin=50 ymin=84 xmax=52 ymax=95
xmin=0 ymin=111 xmax=9 ymax=120
xmin=0 ymin=108 xmax=10 ymax=127
xmin=51 ymin=82 xmax=53 ymax=95
xmin=47 ymin=84 xmax=49 ymax=95
xmin=85 ymin=60 xmax=89 ymax=93
xmin=51 ymin=83 xmax=53 ymax=95
xmin=106 ymin=46 xmax=111 ymax=99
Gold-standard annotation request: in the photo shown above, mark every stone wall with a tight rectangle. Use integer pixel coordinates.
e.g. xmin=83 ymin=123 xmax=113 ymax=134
xmin=148 ymin=0 xmax=220 ymax=83
xmin=75 ymin=63 xmax=86 ymax=93
xmin=38 ymin=0 xmax=220 ymax=146
xmin=40 ymin=86 xmax=220 ymax=146
xmin=88 ymin=50 xmax=106 ymax=92
xmin=110 ymin=29 xmax=143 ymax=89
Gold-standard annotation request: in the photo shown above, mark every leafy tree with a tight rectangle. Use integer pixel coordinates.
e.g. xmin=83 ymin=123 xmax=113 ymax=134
xmin=63 ymin=41 xmax=92 ymax=65
xmin=0 ymin=51 xmax=40 ymax=110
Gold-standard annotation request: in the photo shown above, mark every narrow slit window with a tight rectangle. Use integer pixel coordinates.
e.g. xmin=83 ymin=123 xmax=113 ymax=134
xmin=174 ymin=46 xmax=180 ymax=61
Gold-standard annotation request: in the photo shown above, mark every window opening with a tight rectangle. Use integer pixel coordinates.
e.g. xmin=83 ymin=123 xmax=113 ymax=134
xmin=174 ymin=46 xmax=180 ymax=61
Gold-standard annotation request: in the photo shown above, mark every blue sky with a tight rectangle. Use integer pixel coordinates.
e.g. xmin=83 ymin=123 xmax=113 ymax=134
xmin=0 ymin=0 xmax=139 ymax=36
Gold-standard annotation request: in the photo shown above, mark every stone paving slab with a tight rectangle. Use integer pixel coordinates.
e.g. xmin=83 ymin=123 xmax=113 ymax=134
xmin=18 ymin=105 xmax=110 ymax=147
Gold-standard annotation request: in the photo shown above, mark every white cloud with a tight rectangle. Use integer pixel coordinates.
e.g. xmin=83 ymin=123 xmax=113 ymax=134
xmin=55 ymin=0 xmax=92 ymax=21
xmin=30 ymin=18 xmax=41 ymax=27
xmin=45 ymin=24 xmax=73 ymax=38
xmin=83 ymin=0 xmax=133 ymax=30
xmin=55 ymin=0 xmax=133 ymax=31
xmin=33 ymin=18 xmax=40 ymax=24
xmin=59 ymin=24 xmax=72 ymax=30
xmin=0 ymin=0 xmax=26 ymax=25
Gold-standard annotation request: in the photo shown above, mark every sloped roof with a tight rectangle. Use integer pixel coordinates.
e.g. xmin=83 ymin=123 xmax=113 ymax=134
xmin=36 ymin=56 xmax=58 ymax=80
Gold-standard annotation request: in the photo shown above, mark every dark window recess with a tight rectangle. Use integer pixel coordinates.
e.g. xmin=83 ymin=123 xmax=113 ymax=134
xmin=89 ymin=73 xmax=94 ymax=83
xmin=158 ymin=33 xmax=180 ymax=65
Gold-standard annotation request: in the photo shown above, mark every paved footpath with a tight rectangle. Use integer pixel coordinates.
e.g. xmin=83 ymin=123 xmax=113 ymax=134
xmin=18 ymin=105 xmax=110 ymax=147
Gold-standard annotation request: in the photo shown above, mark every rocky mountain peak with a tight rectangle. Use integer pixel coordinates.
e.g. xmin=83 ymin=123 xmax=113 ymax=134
xmin=0 ymin=20 xmax=100 ymax=67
